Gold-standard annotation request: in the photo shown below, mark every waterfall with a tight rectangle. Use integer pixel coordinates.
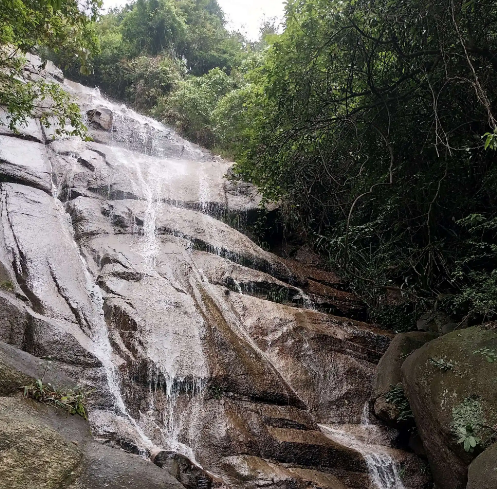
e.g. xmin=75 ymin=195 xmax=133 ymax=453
xmin=49 ymin=141 xmax=154 ymax=453
xmin=319 ymin=423 xmax=406 ymax=489
xmin=79 ymin=253 xmax=155 ymax=454
xmin=364 ymin=452 xmax=406 ymax=489
xmin=99 ymin=143 xmax=208 ymax=463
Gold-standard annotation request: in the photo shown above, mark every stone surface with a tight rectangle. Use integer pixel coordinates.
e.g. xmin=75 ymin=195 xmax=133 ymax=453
xmin=0 ymin=396 xmax=185 ymax=489
xmin=417 ymin=311 xmax=458 ymax=334
xmin=402 ymin=325 xmax=497 ymax=489
xmin=87 ymin=107 xmax=113 ymax=131
xmin=0 ymin=115 xmax=44 ymax=143
xmin=372 ymin=331 xmax=437 ymax=425
xmin=0 ymin=397 xmax=82 ymax=489
xmin=0 ymin=341 xmax=78 ymax=394
xmin=77 ymin=442 xmax=185 ymax=489
xmin=221 ymin=455 xmax=349 ymax=488
xmin=467 ymin=442 xmax=497 ymax=489
xmin=0 ymin=136 xmax=52 ymax=192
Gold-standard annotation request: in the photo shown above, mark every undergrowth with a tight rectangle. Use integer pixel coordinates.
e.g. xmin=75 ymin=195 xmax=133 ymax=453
xmin=22 ymin=379 xmax=88 ymax=419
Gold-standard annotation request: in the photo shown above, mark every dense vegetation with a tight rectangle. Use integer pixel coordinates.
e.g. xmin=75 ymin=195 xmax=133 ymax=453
xmin=222 ymin=0 xmax=497 ymax=329
xmin=0 ymin=0 xmax=101 ymax=135
xmin=3 ymin=0 xmax=497 ymax=329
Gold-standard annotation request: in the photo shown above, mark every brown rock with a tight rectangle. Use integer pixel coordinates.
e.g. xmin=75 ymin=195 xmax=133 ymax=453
xmin=467 ymin=442 xmax=497 ymax=489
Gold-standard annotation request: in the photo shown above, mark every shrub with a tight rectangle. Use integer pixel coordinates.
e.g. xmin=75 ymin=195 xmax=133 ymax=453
xmin=385 ymin=384 xmax=414 ymax=423
xmin=452 ymin=397 xmax=485 ymax=453
xmin=22 ymin=379 xmax=88 ymax=419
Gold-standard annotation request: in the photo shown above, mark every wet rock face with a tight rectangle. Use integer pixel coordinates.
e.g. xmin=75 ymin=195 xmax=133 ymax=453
xmin=0 ymin=69 xmax=425 ymax=488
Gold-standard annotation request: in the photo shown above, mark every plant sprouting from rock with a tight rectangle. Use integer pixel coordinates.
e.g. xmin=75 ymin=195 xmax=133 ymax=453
xmin=452 ymin=397 xmax=485 ymax=453
xmin=429 ymin=357 xmax=454 ymax=372
xmin=23 ymin=379 xmax=88 ymax=419
xmin=474 ymin=348 xmax=497 ymax=363
xmin=385 ymin=384 xmax=414 ymax=423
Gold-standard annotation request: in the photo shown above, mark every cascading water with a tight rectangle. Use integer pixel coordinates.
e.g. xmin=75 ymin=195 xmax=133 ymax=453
xmin=49 ymin=137 xmax=154 ymax=454
xmin=78 ymin=256 xmax=155 ymax=454
xmin=99 ymin=142 xmax=209 ymax=462
xmin=319 ymin=423 xmax=406 ymax=489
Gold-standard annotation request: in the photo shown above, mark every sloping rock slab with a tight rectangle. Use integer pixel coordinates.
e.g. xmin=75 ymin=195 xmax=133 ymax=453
xmin=229 ymin=293 xmax=392 ymax=423
xmin=0 ymin=136 xmax=52 ymax=192
xmin=0 ymin=395 xmax=185 ymax=489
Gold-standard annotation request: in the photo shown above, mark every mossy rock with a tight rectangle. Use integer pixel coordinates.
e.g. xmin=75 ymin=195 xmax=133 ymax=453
xmin=401 ymin=325 xmax=497 ymax=489
xmin=0 ymin=397 xmax=83 ymax=489
xmin=372 ymin=331 xmax=437 ymax=425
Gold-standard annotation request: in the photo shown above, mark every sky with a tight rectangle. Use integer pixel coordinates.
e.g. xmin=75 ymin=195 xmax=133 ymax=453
xmin=218 ymin=0 xmax=286 ymax=40
xmin=102 ymin=0 xmax=286 ymax=41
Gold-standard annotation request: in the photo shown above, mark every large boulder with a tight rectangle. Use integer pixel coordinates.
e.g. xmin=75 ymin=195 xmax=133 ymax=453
xmin=0 ymin=396 xmax=82 ymax=489
xmin=401 ymin=325 xmax=497 ymax=489
xmin=372 ymin=331 xmax=437 ymax=424
xmin=0 ymin=396 xmax=185 ymax=489
xmin=0 ymin=341 xmax=77 ymax=395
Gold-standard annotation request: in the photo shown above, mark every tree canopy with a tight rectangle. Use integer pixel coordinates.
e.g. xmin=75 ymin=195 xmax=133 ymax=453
xmin=222 ymin=0 xmax=497 ymax=326
xmin=0 ymin=0 xmax=101 ymax=135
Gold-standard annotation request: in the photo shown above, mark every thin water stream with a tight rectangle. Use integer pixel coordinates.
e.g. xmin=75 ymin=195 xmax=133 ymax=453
xmin=319 ymin=416 xmax=406 ymax=489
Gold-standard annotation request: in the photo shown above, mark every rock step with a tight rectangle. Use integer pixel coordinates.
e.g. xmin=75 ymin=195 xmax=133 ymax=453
xmin=264 ymin=426 xmax=367 ymax=472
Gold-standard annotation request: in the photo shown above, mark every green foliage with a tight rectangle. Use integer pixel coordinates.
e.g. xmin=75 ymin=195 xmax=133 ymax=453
xmin=224 ymin=0 xmax=497 ymax=325
xmin=22 ymin=379 xmax=88 ymax=419
xmin=157 ymin=67 xmax=234 ymax=147
xmin=483 ymin=131 xmax=497 ymax=151
xmin=385 ymin=384 xmax=414 ymax=423
xmin=474 ymin=348 xmax=497 ymax=363
xmin=120 ymin=55 xmax=184 ymax=112
xmin=121 ymin=0 xmax=186 ymax=57
xmin=445 ymin=214 xmax=497 ymax=321
xmin=452 ymin=397 xmax=485 ymax=453
xmin=457 ymin=425 xmax=479 ymax=453
xmin=49 ymin=0 xmax=250 ymax=131
xmin=429 ymin=358 xmax=455 ymax=372
xmin=0 ymin=0 xmax=100 ymax=136
xmin=0 ymin=280 xmax=14 ymax=292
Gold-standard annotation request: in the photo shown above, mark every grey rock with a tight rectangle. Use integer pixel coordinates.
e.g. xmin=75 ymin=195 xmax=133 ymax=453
xmin=0 ymin=116 xmax=45 ymax=143
xmin=0 ymin=341 xmax=79 ymax=392
xmin=87 ymin=107 xmax=113 ymax=131
xmin=0 ymin=395 xmax=184 ymax=489
xmin=0 ymin=136 xmax=52 ymax=192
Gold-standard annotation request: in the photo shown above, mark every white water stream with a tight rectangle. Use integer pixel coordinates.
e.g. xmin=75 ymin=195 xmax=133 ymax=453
xmin=49 ymin=145 xmax=155 ymax=453
xmin=319 ymin=412 xmax=406 ymax=489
